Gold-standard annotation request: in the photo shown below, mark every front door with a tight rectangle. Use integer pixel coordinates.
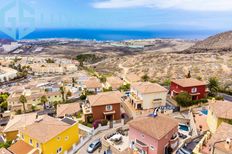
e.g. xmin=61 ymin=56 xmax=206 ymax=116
xmin=106 ymin=114 xmax=113 ymax=121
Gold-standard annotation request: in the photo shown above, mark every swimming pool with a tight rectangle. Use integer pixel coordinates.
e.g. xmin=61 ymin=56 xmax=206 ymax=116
xmin=201 ymin=109 xmax=208 ymax=115
xmin=179 ymin=124 xmax=189 ymax=132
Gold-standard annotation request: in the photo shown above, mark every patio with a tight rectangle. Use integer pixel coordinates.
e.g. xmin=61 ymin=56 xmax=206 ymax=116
xmin=102 ymin=127 xmax=130 ymax=153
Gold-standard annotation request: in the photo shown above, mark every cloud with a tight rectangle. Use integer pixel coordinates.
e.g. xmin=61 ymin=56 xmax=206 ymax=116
xmin=92 ymin=0 xmax=232 ymax=11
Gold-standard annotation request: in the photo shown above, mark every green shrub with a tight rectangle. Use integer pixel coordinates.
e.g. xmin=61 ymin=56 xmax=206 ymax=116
xmin=16 ymin=110 xmax=22 ymax=115
xmin=86 ymin=123 xmax=93 ymax=128
xmin=0 ymin=140 xmax=12 ymax=148
xmin=215 ymin=96 xmax=224 ymax=100
xmin=76 ymin=111 xmax=83 ymax=118
xmin=101 ymin=119 xmax=108 ymax=126
xmin=175 ymin=92 xmax=192 ymax=107
xmin=80 ymin=95 xmax=87 ymax=100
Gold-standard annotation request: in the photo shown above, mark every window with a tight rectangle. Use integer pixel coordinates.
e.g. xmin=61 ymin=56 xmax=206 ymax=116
xmin=105 ymin=105 xmax=113 ymax=111
xmin=29 ymin=139 xmax=33 ymax=145
xmin=57 ymin=136 xmax=61 ymax=140
xmin=36 ymin=143 xmax=40 ymax=148
xmin=56 ymin=147 xmax=62 ymax=154
xmin=150 ymin=145 xmax=155 ymax=151
xmin=65 ymin=136 xmax=69 ymax=141
xmin=191 ymin=87 xmax=197 ymax=93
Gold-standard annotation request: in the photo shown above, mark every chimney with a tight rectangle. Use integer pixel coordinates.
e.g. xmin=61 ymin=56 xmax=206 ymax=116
xmin=225 ymin=138 xmax=232 ymax=150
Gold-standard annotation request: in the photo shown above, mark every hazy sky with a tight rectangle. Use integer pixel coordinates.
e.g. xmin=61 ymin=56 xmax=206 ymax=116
xmin=1 ymin=0 xmax=232 ymax=30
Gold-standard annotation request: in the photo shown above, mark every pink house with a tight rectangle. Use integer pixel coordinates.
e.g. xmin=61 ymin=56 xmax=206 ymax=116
xmin=128 ymin=115 xmax=179 ymax=154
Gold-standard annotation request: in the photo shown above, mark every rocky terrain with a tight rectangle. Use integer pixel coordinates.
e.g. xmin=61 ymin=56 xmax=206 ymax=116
xmin=185 ymin=31 xmax=232 ymax=53
xmin=1 ymin=31 xmax=232 ymax=86
xmin=90 ymin=31 xmax=232 ymax=86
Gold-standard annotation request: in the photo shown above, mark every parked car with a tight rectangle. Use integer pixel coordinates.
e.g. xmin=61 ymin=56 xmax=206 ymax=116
xmin=87 ymin=139 xmax=102 ymax=153
xmin=176 ymin=147 xmax=192 ymax=154
xmin=178 ymin=132 xmax=188 ymax=139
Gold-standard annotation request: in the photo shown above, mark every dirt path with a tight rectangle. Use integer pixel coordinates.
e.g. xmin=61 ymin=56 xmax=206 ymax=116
xmin=118 ymin=63 xmax=129 ymax=79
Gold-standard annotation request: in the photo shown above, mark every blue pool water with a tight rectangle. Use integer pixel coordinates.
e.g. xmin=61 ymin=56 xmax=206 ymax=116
xmin=179 ymin=124 xmax=189 ymax=131
xmin=201 ymin=109 xmax=208 ymax=115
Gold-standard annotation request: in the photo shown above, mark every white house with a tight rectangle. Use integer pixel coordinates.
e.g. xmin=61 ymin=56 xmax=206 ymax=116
xmin=0 ymin=67 xmax=17 ymax=82
xmin=129 ymin=82 xmax=168 ymax=110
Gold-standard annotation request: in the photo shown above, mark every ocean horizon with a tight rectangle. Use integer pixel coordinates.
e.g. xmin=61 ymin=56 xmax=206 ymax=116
xmin=0 ymin=29 xmax=221 ymax=41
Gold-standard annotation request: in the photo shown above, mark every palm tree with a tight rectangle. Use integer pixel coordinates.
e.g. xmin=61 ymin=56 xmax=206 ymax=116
xmin=72 ymin=77 xmax=76 ymax=87
xmin=208 ymin=77 xmax=219 ymax=97
xmin=40 ymin=95 xmax=48 ymax=110
xmin=141 ymin=74 xmax=149 ymax=82
xmin=19 ymin=95 xmax=27 ymax=113
xmin=60 ymin=86 xmax=65 ymax=103
xmin=66 ymin=90 xmax=72 ymax=100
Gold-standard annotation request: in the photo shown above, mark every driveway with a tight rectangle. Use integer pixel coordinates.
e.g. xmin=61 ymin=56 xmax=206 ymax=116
xmin=76 ymin=127 xmax=121 ymax=154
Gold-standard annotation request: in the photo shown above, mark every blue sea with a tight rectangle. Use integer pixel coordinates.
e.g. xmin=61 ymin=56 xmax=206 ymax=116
xmin=0 ymin=29 xmax=221 ymax=41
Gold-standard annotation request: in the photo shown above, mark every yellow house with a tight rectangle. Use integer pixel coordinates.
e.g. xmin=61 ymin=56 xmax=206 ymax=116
xmin=18 ymin=115 xmax=79 ymax=154
xmin=207 ymin=99 xmax=232 ymax=133
xmin=3 ymin=113 xmax=37 ymax=141
xmin=7 ymin=91 xmax=63 ymax=112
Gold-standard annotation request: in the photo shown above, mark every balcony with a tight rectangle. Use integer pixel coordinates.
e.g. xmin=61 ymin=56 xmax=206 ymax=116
xmin=129 ymin=92 xmax=142 ymax=103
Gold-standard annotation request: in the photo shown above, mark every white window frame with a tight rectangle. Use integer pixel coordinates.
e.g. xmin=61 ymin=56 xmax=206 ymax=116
xmin=191 ymin=87 xmax=197 ymax=93
xmin=36 ymin=143 xmax=40 ymax=148
xmin=56 ymin=147 xmax=62 ymax=154
xmin=150 ymin=145 xmax=155 ymax=151
xmin=29 ymin=139 xmax=33 ymax=145
xmin=105 ymin=105 xmax=113 ymax=111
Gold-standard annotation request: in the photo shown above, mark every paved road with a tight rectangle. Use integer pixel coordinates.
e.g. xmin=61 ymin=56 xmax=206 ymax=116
xmin=219 ymin=93 xmax=232 ymax=102
xmin=76 ymin=127 xmax=120 ymax=154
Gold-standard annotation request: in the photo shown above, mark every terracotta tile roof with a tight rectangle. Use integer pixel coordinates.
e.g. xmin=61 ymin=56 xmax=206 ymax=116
xmin=19 ymin=115 xmax=75 ymax=143
xmin=3 ymin=113 xmax=37 ymax=133
xmin=172 ymin=78 xmax=206 ymax=87
xmin=8 ymin=140 xmax=39 ymax=154
xmin=7 ymin=91 xmax=61 ymax=102
xmin=84 ymin=79 xmax=102 ymax=89
xmin=107 ymin=77 xmax=123 ymax=89
xmin=131 ymin=82 xmax=168 ymax=94
xmin=125 ymin=73 xmax=140 ymax=83
xmin=88 ymin=91 xmax=122 ymax=107
xmin=208 ymin=123 xmax=232 ymax=153
xmin=209 ymin=100 xmax=232 ymax=119
xmin=56 ymin=102 xmax=81 ymax=117
xmin=0 ymin=148 xmax=12 ymax=154
xmin=128 ymin=115 xmax=178 ymax=140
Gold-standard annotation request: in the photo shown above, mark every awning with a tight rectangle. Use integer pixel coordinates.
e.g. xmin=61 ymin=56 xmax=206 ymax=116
xmin=103 ymin=111 xmax=116 ymax=115
xmin=190 ymin=93 xmax=200 ymax=96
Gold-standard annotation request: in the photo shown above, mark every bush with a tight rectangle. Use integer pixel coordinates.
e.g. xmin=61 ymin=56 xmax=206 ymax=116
xmin=119 ymin=84 xmax=130 ymax=92
xmin=175 ymin=92 xmax=192 ymax=107
xmin=0 ymin=140 xmax=12 ymax=148
xmin=76 ymin=111 xmax=82 ymax=118
xmin=215 ymin=96 xmax=224 ymax=100
xmin=80 ymin=95 xmax=87 ymax=100
xmin=103 ymin=87 xmax=112 ymax=92
xmin=87 ymin=115 xmax=94 ymax=123
xmin=101 ymin=119 xmax=108 ymax=126
xmin=87 ymin=123 xmax=93 ymax=128
xmin=16 ymin=110 xmax=22 ymax=115
xmin=93 ymin=120 xmax=101 ymax=129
